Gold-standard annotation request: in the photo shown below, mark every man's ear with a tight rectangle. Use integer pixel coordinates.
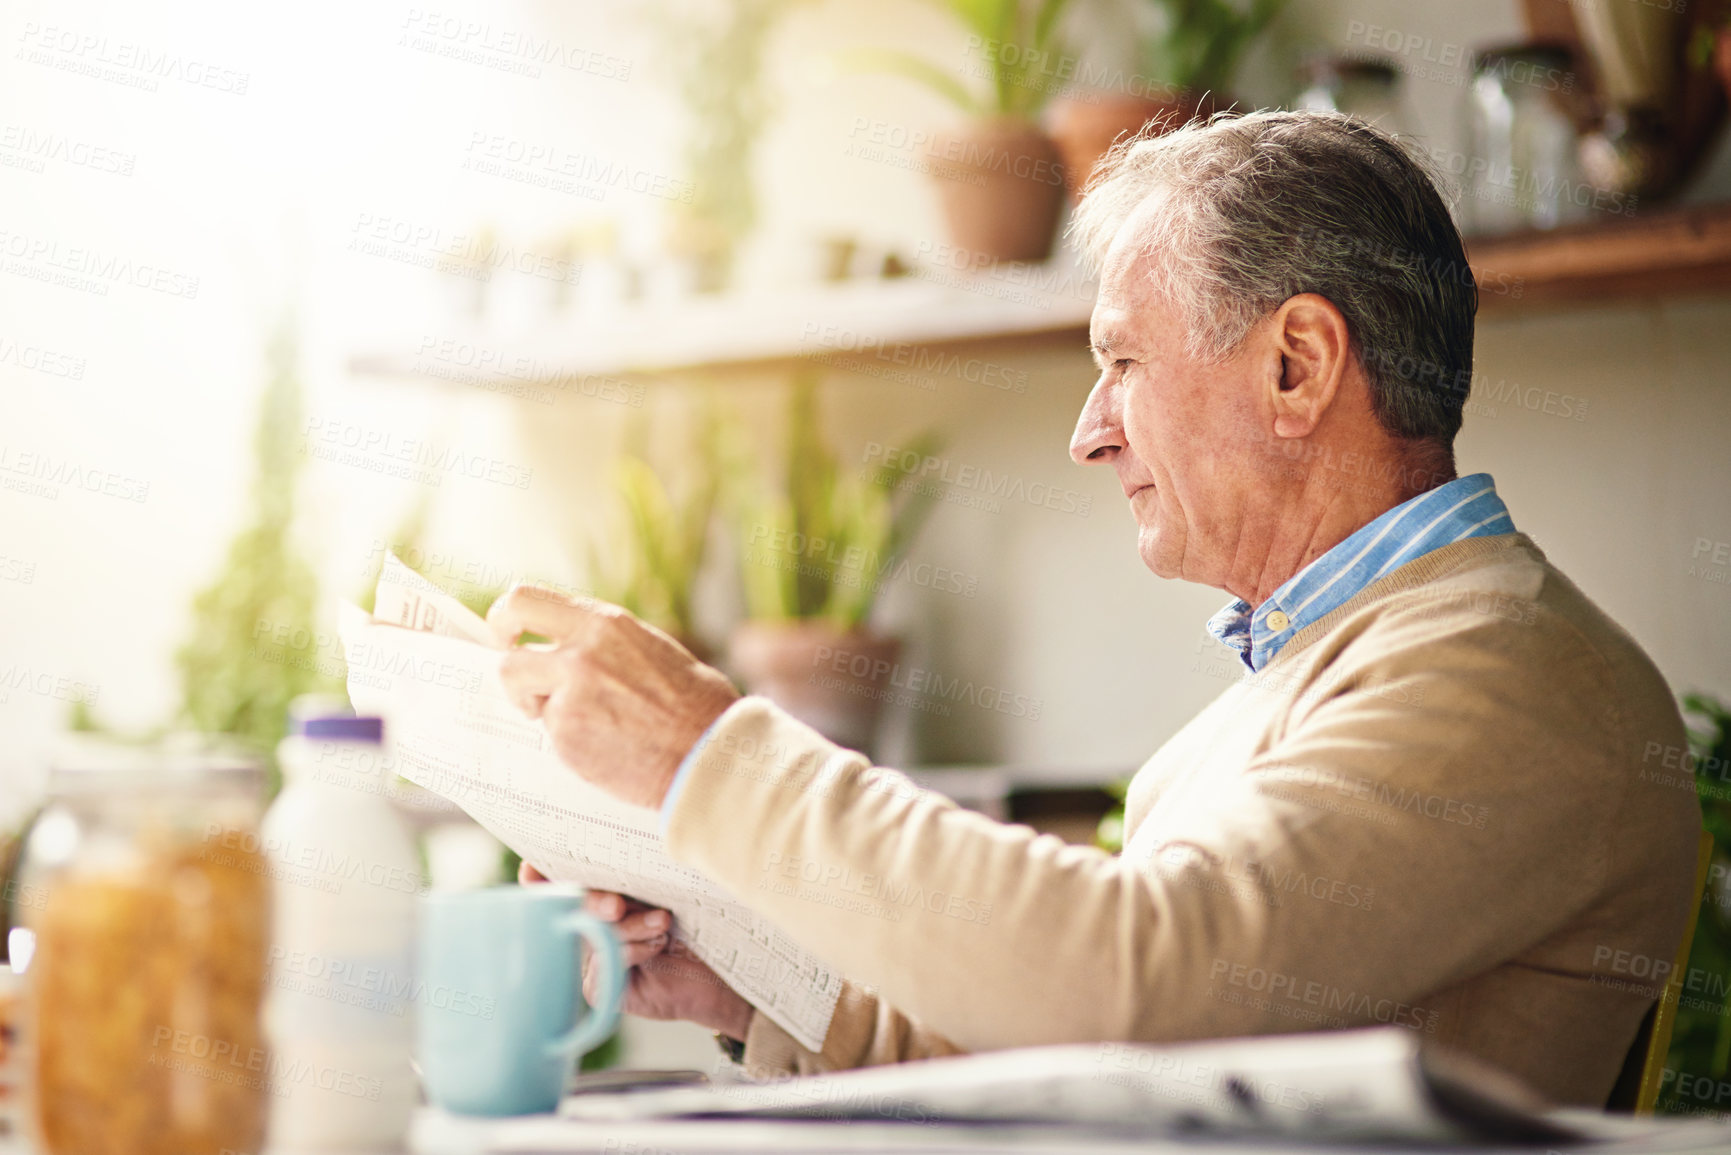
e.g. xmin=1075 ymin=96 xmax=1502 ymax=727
xmin=1268 ymin=293 xmax=1351 ymax=440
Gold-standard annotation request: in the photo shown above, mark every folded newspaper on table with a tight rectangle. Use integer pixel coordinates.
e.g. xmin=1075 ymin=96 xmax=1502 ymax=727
xmin=339 ymin=555 xmax=843 ymax=1051
xmin=548 ymin=1027 xmax=1594 ymax=1146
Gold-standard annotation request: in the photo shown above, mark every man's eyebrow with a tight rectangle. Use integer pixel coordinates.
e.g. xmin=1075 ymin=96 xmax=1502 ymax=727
xmin=1091 ymin=330 xmax=1135 ymax=365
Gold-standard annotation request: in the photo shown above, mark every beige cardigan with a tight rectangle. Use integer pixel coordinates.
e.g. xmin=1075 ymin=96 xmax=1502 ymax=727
xmin=665 ymin=534 xmax=1702 ymax=1106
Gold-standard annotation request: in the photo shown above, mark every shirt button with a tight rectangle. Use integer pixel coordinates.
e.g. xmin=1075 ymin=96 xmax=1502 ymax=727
xmin=1266 ymin=610 xmax=1291 ymax=633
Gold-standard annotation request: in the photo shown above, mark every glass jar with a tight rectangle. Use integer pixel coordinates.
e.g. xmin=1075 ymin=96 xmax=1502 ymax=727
xmin=12 ymin=738 xmax=271 ymax=1155
xmin=1466 ymin=43 xmax=1584 ymax=234
xmin=1294 ymin=55 xmax=1402 ymax=131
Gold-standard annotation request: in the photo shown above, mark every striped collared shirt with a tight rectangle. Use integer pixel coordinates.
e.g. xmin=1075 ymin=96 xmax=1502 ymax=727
xmin=1207 ymin=473 xmax=1515 ymax=672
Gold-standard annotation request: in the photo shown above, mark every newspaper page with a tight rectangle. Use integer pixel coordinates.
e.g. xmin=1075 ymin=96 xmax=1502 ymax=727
xmin=339 ymin=555 xmax=842 ymax=1051
xmin=550 ymin=1027 xmax=1585 ymax=1146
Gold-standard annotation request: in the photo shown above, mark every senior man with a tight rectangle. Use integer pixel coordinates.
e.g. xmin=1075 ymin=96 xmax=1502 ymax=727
xmin=494 ymin=111 xmax=1700 ymax=1107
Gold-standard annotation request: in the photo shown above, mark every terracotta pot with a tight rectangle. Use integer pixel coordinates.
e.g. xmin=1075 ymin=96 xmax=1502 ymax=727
xmin=1047 ymin=90 xmax=1229 ymax=201
xmin=728 ymin=621 xmax=901 ymax=757
xmin=926 ymin=117 xmax=1067 ymax=263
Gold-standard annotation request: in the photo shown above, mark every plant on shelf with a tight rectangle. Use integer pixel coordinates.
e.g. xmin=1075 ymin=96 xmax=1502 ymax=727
xmin=651 ymin=0 xmax=795 ymax=294
xmin=852 ymin=0 xmax=1076 ymax=262
xmin=855 ymin=0 xmax=1074 ymax=123
xmin=1136 ymin=0 xmax=1283 ymax=99
xmin=1048 ymin=0 xmax=1282 ymax=199
xmin=589 ymin=407 xmax=724 ymax=659
xmin=728 ymin=372 xmax=941 ymax=756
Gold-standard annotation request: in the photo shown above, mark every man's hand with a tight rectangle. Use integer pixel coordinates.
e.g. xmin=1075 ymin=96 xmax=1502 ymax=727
xmin=520 ymin=863 xmax=753 ymax=1041
xmin=490 ymin=585 xmax=738 ymax=810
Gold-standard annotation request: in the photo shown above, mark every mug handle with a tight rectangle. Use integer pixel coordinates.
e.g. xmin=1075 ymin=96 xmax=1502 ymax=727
xmin=544 ymin=909 xmax=625 ymax=1061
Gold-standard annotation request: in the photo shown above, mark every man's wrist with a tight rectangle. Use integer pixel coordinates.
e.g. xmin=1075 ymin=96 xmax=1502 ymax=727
xmin=653 ymin=677 xmax=736 ymax=807
xmin=659 ymin=709 xmax=731 ymax=833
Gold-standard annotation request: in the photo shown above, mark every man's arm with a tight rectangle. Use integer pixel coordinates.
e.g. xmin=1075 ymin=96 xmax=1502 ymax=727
xmin=662 ymin=607 xmax=1663 ymax=1056
xmin=487 ymin=582 xmax=1689 ymax=1079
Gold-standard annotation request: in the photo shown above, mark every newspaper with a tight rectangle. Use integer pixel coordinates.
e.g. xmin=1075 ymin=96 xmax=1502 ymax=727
xmin=338 ymin=555 xmax=843 ymax=1051
xmin=549 ymin=1027 xmax=1592 ymax=1146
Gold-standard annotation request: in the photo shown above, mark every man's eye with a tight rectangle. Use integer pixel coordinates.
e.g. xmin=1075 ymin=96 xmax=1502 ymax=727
xmin=1115 ymin=359 xmax=1133 ymax=370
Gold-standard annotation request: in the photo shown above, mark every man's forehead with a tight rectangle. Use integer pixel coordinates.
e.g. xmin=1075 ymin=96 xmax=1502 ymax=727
xmin=1089 ymin=302 xmax=1133 ymax=349
xmin=1096 ymin=195 xmax=1165 ymax=310
xmin=1091 ymin=198 xmax=1170 ymax=347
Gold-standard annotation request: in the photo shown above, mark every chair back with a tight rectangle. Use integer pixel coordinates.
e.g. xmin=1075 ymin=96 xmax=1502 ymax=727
xmin=1605 ymin=828 xmax=1715 ymax=1113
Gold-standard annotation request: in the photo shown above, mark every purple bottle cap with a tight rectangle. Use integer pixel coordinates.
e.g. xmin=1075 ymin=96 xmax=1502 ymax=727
xmin=296 ymin=715 xmax=384 ymax=743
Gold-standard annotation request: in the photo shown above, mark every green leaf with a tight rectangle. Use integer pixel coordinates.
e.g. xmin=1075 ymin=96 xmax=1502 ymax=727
xmin=591 ymin=403 xmax=723 ymax=641
xmin=834 ymin=46 xmax=983 ymax=115
xmin=1137 ymin=0 xmax=1286 ymax=93
xmin=1032 ymin=0 xmax=1071 ymax=53
xmin=937 ymin=0 xmax=1007 ymax=42
xmin=734 ymin=375 xmax=943 ymax=630
xmin=175 ymin=320 xmax=337 ymax=787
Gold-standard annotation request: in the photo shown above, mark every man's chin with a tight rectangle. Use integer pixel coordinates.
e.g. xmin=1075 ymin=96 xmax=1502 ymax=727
xmin=1136 ymin=528 xmax=1180 ymax=581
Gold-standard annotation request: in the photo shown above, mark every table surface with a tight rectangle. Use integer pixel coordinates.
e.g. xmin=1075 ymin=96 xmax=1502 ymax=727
xmin=407 ymin=1108 xmax=1731 ymax=1155
xmin=6 ymin=1102 xmax=1731 ymax=1155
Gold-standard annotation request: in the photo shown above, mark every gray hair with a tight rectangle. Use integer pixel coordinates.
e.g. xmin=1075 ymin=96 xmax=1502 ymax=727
xmin=1069 ymin=109 xmax=1477 ymax=446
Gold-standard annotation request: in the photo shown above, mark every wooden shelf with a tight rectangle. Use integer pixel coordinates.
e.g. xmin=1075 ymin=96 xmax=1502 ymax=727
xmin=1469 ymin=202 xmax=1731 ymax=311
xmin=349 ymin=260 xmax=1096 ymax=387
xmin=349 ymin=203 xmax=1731 ymax=390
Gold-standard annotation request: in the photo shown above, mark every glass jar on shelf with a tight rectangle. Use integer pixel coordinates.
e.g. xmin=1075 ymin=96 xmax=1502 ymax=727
xmin=11 ymin=738 xmax=271 ymax=1155
xmin=1465 ymin=43 xmax=1584 ymax=235
xmin=1294 ymin=55 xmax=1402 ymax=130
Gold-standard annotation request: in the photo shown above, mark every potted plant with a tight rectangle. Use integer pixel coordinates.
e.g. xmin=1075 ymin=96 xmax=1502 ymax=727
xmin=1048 ymin=0 xmax=1282 ymax=199
xmin=589 ymin=409 xmax=723 ymax=661
xmin=728 ymin=373 xmax=940 ymax=756
xmin=853 ymin=0 xmax=1075 ymax=262
xmin=652 ymin=0 xmax=794 ymax=294
xmin=177 ymin=321 xmax=339 ymax=788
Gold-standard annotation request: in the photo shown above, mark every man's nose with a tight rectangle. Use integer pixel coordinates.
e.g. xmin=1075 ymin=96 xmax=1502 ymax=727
xmin=1069 ymin=377 xmax=1124 ymax=465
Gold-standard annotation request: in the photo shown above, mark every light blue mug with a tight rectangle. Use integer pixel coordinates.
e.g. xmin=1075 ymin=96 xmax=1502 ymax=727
xmin=417 ymin=885 xmax=626 ymax=1116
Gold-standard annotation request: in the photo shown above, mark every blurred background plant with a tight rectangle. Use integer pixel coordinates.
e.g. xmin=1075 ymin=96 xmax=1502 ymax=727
xmin=734 ymin=372 xmax=941 ymax=630
xmin=652 ymin=0 xmax=797 ymax=293
xmin=1658 ymin=692 xmax=1731 ymax=1115
xmin=849 ymin=0 xmax=1076 ymax=121
xmin=1045 ymin=0 xmax=1284 ymax=206
xmin=725 ymin=372 xmax=943 ymax=755
xmin=174 ymin=321 xmax=338 ymax=787
xmin=1137 ymin=0 xmax=1284 ymax=97
xmin=848 ymin=0 xmax=1083 ymax=261
xmin=589 ymin=406 xmax=724 ymax=655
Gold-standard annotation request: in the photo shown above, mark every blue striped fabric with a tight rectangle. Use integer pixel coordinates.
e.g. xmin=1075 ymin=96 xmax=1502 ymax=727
xmin=1206 ymin=473 xmax=1515 ymax=672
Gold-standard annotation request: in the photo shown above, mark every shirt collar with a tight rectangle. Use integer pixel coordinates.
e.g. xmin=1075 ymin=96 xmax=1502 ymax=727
xmin=1206 ymin=473 xmax=1514 ymax=672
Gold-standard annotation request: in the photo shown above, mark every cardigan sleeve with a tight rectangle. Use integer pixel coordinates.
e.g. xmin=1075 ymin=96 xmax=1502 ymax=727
xmin=739 ymin=980 xmax=963 ymax=1078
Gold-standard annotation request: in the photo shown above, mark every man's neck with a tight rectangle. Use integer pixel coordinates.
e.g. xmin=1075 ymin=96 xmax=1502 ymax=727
xmin=1228 ymin=446 xmax=1456 ymax=608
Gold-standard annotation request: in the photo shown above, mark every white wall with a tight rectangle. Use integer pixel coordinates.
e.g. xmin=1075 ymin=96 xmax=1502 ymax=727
xmin=3 ymin=0 xmax=1730 ymax=829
